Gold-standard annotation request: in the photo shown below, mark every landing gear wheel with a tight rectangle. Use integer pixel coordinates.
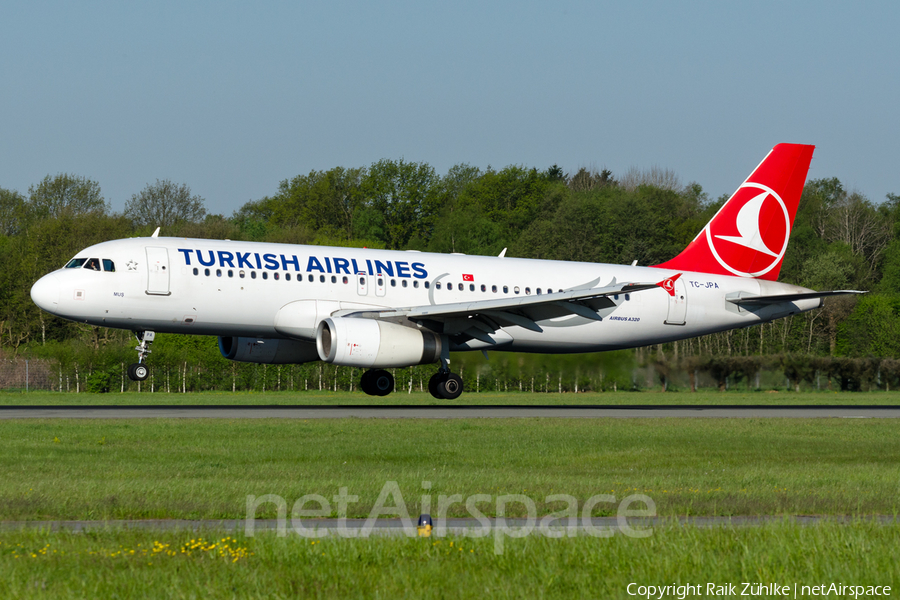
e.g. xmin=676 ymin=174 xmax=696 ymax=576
xmin=428 ymin=372 xmax=463 ymax=400
xmin=428 ymin=373 xmax=446 ymax=398
xmin=360 ymin=370 xmax=374 ymax=394
xmin=128 ymin=363 xmax=149 ymax=382
xmin=360 ymin=369 xmax=394 ymax=396
xmin=370 ymin=369 xmax=394 ymax=396
xmin=438 ymin=373 xmax=463 ymax=400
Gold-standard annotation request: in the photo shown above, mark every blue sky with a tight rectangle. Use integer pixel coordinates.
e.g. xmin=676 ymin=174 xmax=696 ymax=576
xmin=1 ymin=1 xmax=897 ymax=215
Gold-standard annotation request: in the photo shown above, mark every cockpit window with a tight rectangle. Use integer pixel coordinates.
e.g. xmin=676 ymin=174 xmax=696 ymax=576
xmin=65 ymin=258 xmax=86 ymax=269
xmin=84 ymin=258 xmax=101 ymax=271
xmin=102 ymin=259 xmax=115 ymax=272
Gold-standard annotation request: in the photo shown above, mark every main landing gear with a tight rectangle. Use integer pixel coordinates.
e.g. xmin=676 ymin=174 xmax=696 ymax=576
xmin=357 ymin=367 xmax=464 ymax=399
xmin=358 ymin=351 xmax=464 ymax=399
xmin=428 ymin=370 xmax=463 ymax=400
xmin=127 ymin=331 xmax=155 ymax=382
xmin=359 ymin=369 xmax=394 ymax=396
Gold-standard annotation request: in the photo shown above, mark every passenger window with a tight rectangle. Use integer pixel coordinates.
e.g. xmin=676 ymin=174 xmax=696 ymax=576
xmin=413 ymin=281 xmax=419 ymax=288
xmin=470 ymin=284 xmax=475 ymax=292
xmin=359 ymin=277 xmax=366 ymax=285
xmin=102 ymin=259 xmax=115 ymax=272
xmin=308 ymin=274 xmax=314 ymax=282
xmin=424 ymin=281 xmax=430 ymax=289
xmin=343 ymin=276 xmax=349 ymax=284
xmin=262 ymin=272 xmax=268 ymax=280
xmin=286 ymin=273 xmax=291 ymax=281
xmin=228 ymin=270 xmax=233 ymax=278
xmin=85 ymin=258 xmax=101 ymax=271
xmin=239 ymin=270 xmax=245 ymax=279
xmin=193 ymin=267 xmax=198 ymax=276
xmin=458 ymin=283 xmax=464 ymax=291
xmin=377 ymin=277 xmax=384 ymax=286
xmin=514 ymin=286 xmax=520 ymax=294
xmin=329 ymin=275 xmax=335 ymax=283
xmin=274 ymin=273 xmax=280 ymax=281
xmin=402 ymin=280 xmax=407 ymax=288
xmin=481 ymin=284 xmax=486 ymax=292
xmin=251 ymin=271 xmax=257 ymax=279
xmin=216 ymin=269 xmax=222 ymax=277
xmin=390 ymin=279 xmax=396 ymax=287
xmin=436 ymin=282 xmax=442 ymax=290
xmin=320 ymin=275 xmax=325 ymax=283
xmin=525 ymin=287 xmax=531 ymax=295
xmin=536 ymin=288 xmax=542 ymax=295
xmin=503 ymin=286 xmax=508 ymax=294
xmin=492 ymin=285 xmax=497 ymax=293
xmin=205 ymin=268 xmax=211 ymax=277
xmin=65 ymin=258 xmax=87 ymax=269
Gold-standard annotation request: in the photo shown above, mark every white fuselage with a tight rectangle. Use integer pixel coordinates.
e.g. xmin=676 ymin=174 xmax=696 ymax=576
xmin=31 ymin=237 xmax=820 ymax=354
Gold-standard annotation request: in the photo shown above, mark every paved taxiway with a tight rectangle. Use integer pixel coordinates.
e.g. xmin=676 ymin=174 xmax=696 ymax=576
xmin=3 ymin=515 xmax=898 ymax=535
xmin=1 ymin=405 xmax=899 ymax=419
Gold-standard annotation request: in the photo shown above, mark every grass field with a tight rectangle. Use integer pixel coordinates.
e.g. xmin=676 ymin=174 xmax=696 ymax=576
xmin=1 ymin=522 xmax=897 ymax=598
xmin=2 ymin=389 xmax=900 ymax=405
xmin=1 ymin=418 xmax=898 ymax=520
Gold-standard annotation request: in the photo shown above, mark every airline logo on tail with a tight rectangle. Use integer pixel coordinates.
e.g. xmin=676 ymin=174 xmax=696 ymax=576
xmin=707 ymin=182 xmax=790 ymax=277
xmin=653 ymin=143 xmax=815 ymax=281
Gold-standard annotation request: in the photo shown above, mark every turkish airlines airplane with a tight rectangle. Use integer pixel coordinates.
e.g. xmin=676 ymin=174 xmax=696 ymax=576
xmin=30 ymin=144 xmax=859 ymax=399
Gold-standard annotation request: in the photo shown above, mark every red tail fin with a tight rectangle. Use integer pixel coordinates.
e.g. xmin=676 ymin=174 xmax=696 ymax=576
xmin=654 ymin=143 xmax=815 ymax=280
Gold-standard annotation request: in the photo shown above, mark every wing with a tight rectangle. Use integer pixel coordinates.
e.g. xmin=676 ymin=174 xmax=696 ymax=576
xmin=332 ymin=276 xmax=667 ymax=346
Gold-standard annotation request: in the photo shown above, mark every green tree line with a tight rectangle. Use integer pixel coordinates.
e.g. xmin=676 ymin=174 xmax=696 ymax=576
xmin=2 ymin=160 xmax=899 ymax=391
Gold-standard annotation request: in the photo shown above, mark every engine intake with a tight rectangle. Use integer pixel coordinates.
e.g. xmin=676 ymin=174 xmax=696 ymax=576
xmin=218 ymin=336 xmax=320 ymax=364
xmin=316 ymin=318 xmax=441 ymax=368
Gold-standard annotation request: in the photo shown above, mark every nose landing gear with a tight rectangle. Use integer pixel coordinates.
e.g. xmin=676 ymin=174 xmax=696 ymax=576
xmin=127 ymin=331 xmax=155 ymax=382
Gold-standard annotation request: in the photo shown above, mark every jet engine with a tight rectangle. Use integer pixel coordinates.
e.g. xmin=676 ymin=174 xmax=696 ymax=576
xmin=218 ymin=336 xmax=320 ymax=364
xmin=316 ymin=318 xmax=441 ymax=368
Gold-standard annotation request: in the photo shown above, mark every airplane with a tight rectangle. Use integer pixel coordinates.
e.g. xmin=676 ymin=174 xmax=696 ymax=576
xmin=30 ymin=143 xmax=861 ymax=399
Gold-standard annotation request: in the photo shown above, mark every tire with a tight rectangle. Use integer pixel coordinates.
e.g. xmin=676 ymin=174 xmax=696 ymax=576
xmin=438 ymin=373 xmax=463 ymax=400
xmin=370 ymin=369 xmax=394 ymax=396
xmin=360 ymin=370 xmax=375 ymax=395
xmin=130 ymin=363 xmax=149 ymax=382
xmin=428 ymin=373 xmax=445 ymax=399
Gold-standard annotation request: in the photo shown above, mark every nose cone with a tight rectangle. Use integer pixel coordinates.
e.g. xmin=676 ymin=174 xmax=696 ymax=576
xmin=31 ymin=274 xmax=61 ymax=313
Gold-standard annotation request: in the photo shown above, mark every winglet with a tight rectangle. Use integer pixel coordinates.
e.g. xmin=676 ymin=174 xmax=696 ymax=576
xmin=657 ymin=273 xmax=682 ymax=297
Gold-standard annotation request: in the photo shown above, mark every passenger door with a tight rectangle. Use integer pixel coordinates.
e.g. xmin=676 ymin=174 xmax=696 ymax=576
xmin=146 ymin=247 xmax=171 ymax=295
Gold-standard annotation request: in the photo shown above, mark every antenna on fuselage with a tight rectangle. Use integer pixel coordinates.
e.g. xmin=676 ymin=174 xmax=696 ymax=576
xmin=498 ymin=248 xmax=507 ymax=258
xmin=151 ymin=227 xmax=160 ymax=238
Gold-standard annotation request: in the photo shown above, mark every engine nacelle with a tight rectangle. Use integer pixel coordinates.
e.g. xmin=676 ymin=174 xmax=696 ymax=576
xmin=316 ymin=318 xmax=441 ymax=368
xmin=218 ymin=336 xmax=320 ymax=364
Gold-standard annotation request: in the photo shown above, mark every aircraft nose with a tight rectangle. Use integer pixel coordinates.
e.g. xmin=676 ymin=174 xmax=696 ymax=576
xmin=31 ymin=274 xmax=61 ymax=312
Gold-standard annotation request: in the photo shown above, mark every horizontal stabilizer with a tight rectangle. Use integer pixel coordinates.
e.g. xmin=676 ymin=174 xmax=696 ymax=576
xmin=726 ymin=290 xmax=865 ymax=306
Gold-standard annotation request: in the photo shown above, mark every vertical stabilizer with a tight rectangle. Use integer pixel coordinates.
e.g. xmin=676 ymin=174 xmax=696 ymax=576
xmin=654 ymin=143 xmax=814 ymax=280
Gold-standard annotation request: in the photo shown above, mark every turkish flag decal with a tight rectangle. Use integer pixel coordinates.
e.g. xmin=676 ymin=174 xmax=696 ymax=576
xmin=462 ymin=274 xmax=474 ymax=282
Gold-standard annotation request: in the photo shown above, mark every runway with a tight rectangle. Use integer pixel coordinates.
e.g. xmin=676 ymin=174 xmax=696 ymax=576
xmin=1 ymin=405 xmax=899 ymax=419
